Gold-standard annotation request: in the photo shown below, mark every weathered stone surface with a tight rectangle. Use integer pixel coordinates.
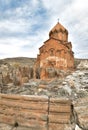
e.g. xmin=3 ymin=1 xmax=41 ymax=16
xmin=0 ymin=93 xmax=88 ymax=130
xmin=77 ymin=60 xmax=88 ymax=69
xmin=0 ymin=123 xmax=47 ymax=130
xmin=75 ymin=125 xmax=82 ymax=130
xmin=48 ymin=98 xmax=72 ymax=129
xmin=73 ymin=97 xmax=88 ymax=130
xmin=0 ymin=60 xmax=34 ymax=86
xmin=49 ymin=123 xmax=64 ymax=130
xmin=49 ymin=104 xmax=71 ymax=113
xmin=49 ymin=98 xmax=71 ymax=113
xmin=0 ymin=123 xmax=12 ymax=130
xmin=0 ymin=94 xmax=73 ymax=130
xmin=49 ymin=113 xmax=71 ymax=123
xmin=0 ymin=94 xmax=48 ymax=129
xmin=49 ymin=123 xmax=75 ymax=130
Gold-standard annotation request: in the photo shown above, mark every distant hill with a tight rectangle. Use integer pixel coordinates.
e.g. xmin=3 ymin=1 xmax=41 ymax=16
xmin=0 ymin=57 xmax=36 ymax=66
xmin=0 ymin=57 xmax=88 ymax=68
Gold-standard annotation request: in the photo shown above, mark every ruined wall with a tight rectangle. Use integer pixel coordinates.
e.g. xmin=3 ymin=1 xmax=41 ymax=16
xmin=0 ymin=94 xmax=72 ymax=130
xmin=0 ymin=94 xmax=48 ymax=130
xmin=48 ymin=98 xmax=72 ymax=130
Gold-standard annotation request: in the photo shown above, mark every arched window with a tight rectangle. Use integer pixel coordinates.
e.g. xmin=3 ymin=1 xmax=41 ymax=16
xmin=56 ymin=50 xmax=61 ymax=56
xmin=49 ymin=48 xmax=55 ymax=56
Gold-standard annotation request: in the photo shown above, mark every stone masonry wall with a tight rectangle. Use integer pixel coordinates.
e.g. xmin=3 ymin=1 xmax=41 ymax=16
xmin=0 ymin=94 xmax=72 ymax=130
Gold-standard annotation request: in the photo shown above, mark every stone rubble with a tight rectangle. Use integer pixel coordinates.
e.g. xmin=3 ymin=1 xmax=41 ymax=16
xmin=1 ymin=69 xmax=87 ymax=99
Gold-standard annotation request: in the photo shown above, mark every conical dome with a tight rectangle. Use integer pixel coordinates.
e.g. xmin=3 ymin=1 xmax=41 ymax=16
xmin=49 ymin=22 xmax=68 ymax=42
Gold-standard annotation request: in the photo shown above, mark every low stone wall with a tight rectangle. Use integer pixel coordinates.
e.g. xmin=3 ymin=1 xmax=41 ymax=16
xmin=0 ymin=94 xmax=72 ymax=130
xmin=49 ymin=98 xmax=71 ymax=130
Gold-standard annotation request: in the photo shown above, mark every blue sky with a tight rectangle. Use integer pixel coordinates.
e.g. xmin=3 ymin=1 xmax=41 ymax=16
xmin=0 ymin=0 xmax=88 ymax=59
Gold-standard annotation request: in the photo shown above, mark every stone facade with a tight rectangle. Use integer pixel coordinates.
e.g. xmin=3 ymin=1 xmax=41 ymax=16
xmin=35 ymin=22 xmax=74 ymax=79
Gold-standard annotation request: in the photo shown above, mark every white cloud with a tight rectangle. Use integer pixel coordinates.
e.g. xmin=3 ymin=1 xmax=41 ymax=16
xmin=0 ymin=28 xmax=48 ymax=59
xmin=0 ymin=19 xmax=29 ymax=33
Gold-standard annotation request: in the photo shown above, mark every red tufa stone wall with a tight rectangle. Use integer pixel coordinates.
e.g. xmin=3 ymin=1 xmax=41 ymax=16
xmin=35 ymin=22 xmax=74 ymax=79
xmin=0 ymin=94 xmax=72 ymax=130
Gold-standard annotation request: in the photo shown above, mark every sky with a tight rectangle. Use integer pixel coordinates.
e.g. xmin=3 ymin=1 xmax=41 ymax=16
xmin=0 ymin=0 xmax=88 ymax=59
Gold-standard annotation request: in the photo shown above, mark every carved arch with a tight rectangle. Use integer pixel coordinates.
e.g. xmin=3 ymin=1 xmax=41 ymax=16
xmin=56 ymin=50 xmax=61 ymax=56
xmin=49 ymin=48 xmax=55 ymax=56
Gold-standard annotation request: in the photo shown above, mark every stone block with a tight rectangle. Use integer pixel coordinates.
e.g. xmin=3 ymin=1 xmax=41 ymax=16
xmin=0 ymin=94 xmax=48 ymax=129
xmin=49 ymin=104 xmax=71 ymax=113
xmin=49 ymin=113 xmax=71 ymax=123
xmin=49 ymin=123 xmax=64 ymax=130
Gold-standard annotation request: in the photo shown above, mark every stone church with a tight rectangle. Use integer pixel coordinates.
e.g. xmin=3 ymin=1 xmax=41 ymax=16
xmin=34 ymin=22 xmax=74 ymax=79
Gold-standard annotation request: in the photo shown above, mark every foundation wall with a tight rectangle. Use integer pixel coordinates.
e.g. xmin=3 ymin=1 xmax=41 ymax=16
xmin=0 ymin=94 xmax=71 ymax=130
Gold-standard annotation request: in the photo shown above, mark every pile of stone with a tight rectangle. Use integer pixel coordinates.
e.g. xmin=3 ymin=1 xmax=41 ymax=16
xmin=77 ymin=60 xmax=88 ymax=70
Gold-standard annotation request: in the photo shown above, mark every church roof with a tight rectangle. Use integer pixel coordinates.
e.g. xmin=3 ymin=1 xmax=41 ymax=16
xmin=49 ymin=22 xmax=68 ymax=35
xmin=39 ymin=38 xmax=69 ymax=50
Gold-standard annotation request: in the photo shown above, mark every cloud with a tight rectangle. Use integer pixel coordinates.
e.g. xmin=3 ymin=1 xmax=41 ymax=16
xmin=0 ymin=0 xmax=88 ymax=59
